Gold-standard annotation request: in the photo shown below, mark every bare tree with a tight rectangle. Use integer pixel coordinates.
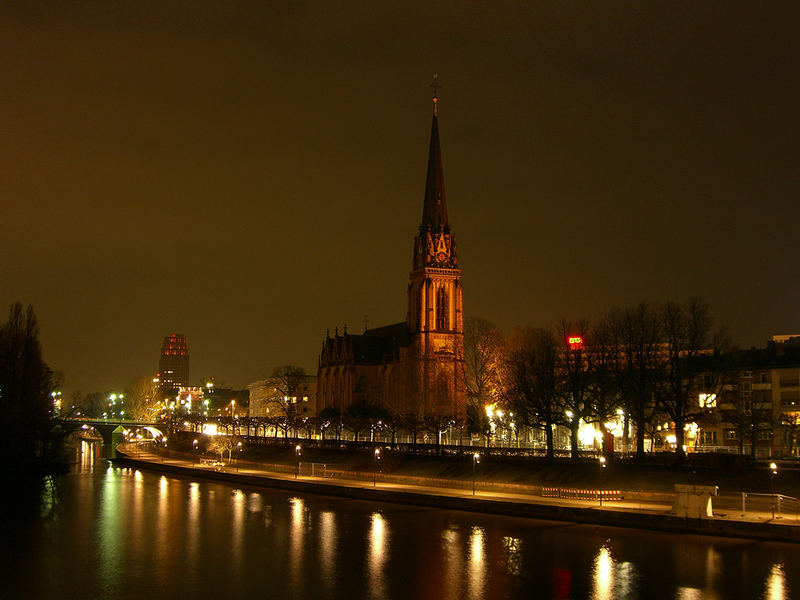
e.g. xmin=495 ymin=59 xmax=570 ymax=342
xmin=780 ymin=413 xmax=800 ymax=457
xmin=262 ymin=365 xmax=308 ymax=434
xmin=659 ymin=297 xmax=726 ymax=461
xmin=459 ymin=317 xmax=502 ymax=409
xmin=124 ymin=376 xmax=160 ymax=421
xmin=717 ymin=379 xmax=774 ymax=458
xmin=607 ymin=302 xmax=664 ymax=459
xmin=586 ymin=317 xmax=624 ymax=458
xmin=497 ymin=327 xmax=560 ymax=458
xmin=555 ymin=319 xmax=592 ymax=459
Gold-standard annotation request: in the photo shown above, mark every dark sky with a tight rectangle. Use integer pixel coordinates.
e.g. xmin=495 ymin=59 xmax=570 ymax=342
xmin=2 ymin=2 xmax=799 ymax=396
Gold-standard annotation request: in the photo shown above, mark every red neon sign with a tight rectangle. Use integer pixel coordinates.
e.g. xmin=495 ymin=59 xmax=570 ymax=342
xmin=568 ymin=336 xmax=583 ymax=350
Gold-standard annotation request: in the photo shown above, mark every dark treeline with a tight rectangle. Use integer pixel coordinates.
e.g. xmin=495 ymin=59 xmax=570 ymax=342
xmin=0 ymin=303 xmax=62 ymax=473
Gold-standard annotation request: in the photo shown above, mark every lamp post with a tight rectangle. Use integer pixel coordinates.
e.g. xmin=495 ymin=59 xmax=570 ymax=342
xmin=295 ymin=444 xmax=302 ymax=479
xmin=770 ymin=462 xmax=778 ymax=493
xmin=236 ymin=441 xmax=242 ymax=472
xmin=472 ymin=452 xmax=480 ymax=496
xmin=192 ymin=439 xmax=198 ymax=465
xmin=598 ymin=456 xmax=607 ymax=505
xmin=770 ymin=462 xmax=778 ymax=519
xmin=374 ymin=448 xmax=381 ymax=487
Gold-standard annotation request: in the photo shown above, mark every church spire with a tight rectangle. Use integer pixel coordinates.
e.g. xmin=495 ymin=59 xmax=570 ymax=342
xmin=421 ymin=76 xmax=447 ymax=231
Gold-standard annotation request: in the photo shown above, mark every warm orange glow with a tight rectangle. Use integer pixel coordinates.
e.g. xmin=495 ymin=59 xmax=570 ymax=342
xmin=568 ymin=336 xmax=583 ymax=350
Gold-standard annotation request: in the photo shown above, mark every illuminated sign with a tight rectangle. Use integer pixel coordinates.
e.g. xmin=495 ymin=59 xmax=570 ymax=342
xmin=568 ymin=336 xmax=583 ymax=350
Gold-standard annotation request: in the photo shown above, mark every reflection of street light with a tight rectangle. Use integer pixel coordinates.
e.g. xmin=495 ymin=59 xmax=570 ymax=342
xmin=374 ymin=448 xmax=381 ymax=487
xmin=295 ymin=444 xmax=302 ymax=479
xmin=472 ymin=453 xmax=480 ymax=495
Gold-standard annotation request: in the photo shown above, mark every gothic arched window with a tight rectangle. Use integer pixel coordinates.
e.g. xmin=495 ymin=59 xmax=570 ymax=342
xmin=436 ymin=287 xmax=449 ymax=330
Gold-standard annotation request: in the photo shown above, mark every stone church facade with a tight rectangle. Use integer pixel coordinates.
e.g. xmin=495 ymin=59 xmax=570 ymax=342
xmin=317 ymin=94 xmax=465 ymax=418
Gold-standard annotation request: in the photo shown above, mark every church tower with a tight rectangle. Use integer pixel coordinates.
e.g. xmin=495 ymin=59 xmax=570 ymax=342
xmin=407 ymin=89 xmax=465 ymax=415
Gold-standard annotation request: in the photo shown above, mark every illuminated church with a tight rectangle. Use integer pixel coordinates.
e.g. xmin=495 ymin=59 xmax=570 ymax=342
xmin=317 ymin=91 xmax=465 ymax=417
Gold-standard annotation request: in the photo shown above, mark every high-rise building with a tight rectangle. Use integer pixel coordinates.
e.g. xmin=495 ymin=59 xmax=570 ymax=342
xmin=317 ymin=90 xmax=465 ymax=417
xmin=158 ymin=333 xmax=189 ymax=389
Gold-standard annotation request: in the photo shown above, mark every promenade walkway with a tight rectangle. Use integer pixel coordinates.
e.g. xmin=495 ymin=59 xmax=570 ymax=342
xmin=116 ymin=444 xmax=800 ymax=543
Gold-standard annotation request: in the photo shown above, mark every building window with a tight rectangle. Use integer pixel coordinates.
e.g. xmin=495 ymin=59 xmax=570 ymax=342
xmin=760 ymin=373 xmax=767 ymax=383
xmin=781 ymin=391 xmax=799 ymax=408
xmin=436 ymin=287 xmax=449 ymax=330
xmin=700 ymin=430 xmax=717 ymax=445
xmin=724 ymin=429 xmax=738 ymax=440
xmin=757 ymin=430 xmax=774 ymax=441
xmin=699 ymin=393 xmax=717 ymax=408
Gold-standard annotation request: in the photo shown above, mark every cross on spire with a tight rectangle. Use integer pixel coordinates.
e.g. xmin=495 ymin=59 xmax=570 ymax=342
xmin=430 ymin=73 xmax=441 ymax=115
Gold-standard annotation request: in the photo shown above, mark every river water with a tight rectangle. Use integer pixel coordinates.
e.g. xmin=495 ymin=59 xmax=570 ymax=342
xmin=2 ymin=441 xmax=798 ymax=599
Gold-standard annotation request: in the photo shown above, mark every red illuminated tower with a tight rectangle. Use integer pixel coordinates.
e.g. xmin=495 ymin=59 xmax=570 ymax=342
xmin=158 ymin=334 xmax=189 ymax=389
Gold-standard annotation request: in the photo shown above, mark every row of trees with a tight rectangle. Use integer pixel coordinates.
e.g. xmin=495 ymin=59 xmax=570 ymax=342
xmin=462 ymin=297 xmax=728 ymax=461
xmin=218 ymin=297 xmax=740 ymax=462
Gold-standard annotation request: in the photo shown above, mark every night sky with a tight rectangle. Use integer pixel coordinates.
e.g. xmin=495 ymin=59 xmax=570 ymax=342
xmin=3 ymin=2 xmax=799 ymax=396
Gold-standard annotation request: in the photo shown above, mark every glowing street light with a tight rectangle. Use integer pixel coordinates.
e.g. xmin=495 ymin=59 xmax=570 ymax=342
xmin=295 ymin=444 xmax=302 ymax=479
xmin=472 ymin=452 xmax=480 ymax=496
xmin=192 ymin=439 xmax=199 ymax=465
xmin=374 ymin=448 xmax=381 ymax=487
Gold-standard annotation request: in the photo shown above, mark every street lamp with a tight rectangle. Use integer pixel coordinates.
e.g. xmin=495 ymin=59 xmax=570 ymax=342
xmin=192 ymin=439 xmax=198 ymax=465
xmin=236 ymin=441 xmax=243 ymax=472
xmin=374 ymin=448 xmax=381 ymax=487
xmin=598 ymin=456 xmax=608 ymax=505
xmin=770 ymin=462 xmax=778 ymax=493
xmin=295 ymin=444 xmax=302 ymax=479
xmin=472 ymin=452 xmax=480 ymax=496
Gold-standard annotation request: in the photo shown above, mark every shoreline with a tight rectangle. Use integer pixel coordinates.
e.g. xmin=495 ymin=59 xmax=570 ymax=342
xmin=114 ymin=447 xmax=800 ymax=544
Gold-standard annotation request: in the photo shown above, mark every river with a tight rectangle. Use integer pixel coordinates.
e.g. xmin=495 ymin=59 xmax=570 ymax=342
xmin=1 ymin=441 xmax=798 ymax=599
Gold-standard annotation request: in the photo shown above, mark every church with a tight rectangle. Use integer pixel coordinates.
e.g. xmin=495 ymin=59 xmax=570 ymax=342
xmin=317 ymin=91 xmax=465 ymax=418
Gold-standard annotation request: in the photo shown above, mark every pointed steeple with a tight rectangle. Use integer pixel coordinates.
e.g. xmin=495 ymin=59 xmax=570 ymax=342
xmin=421 ymin=90 xmax=448 ymax=231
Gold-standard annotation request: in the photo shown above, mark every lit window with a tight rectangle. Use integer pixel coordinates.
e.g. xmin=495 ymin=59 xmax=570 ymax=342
xmin=699 ymin=393 xmax=717 ymax=408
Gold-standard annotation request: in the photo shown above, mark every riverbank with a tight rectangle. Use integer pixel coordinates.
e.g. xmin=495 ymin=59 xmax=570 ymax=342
xmin=115 ymin=444 xmax=800 ymax=544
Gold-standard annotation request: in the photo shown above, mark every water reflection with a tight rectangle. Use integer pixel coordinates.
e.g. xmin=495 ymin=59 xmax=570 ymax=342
xmin=187 ymin=482 xmax=200 ymax=571
xmin=502 ymin=535 xmax=523 ymax=576
xmin=704 ymin=546 xmax=721 ymax=591
xmin=468 ymin=526 xmax=486 ymax=600
xmin=79 ymin=440 xmax=96 ymax=471
xmin=289 ymin=497 xmax=306 ymax=593
xmin=675 ymin=587 xmax=703 ymax=600
xmin=764 ymin=563 xmax=786 ymax=600
xmin=231 ymin=489 xmax=246 ymax=580
xmin=97 ymin=466 xmax=122 ymax=595
xmin=319 ymin=511 xmax=336 ymax=591
xmin=368 ymin=512 xmax=388 ymax=600
xmin=593 ymin=545 xmax=614 ymax=600
xmin=441 ymin=527 xmax=462 ymax=600
xmin=155 ymin=472 xmax=169 ymax=572
xmin=592 ymin=543 xmax=637 ymax=600
xmin=10 ymin=453 xmax=800 ymax=600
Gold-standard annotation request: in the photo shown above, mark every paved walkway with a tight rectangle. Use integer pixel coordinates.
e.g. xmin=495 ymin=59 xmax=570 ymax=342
xmin=119 ymin=444 xmax=799 ymax=530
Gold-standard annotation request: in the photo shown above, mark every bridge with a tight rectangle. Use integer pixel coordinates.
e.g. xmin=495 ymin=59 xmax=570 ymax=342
xmin=56 ymin=418 xmax=166 ymax=445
